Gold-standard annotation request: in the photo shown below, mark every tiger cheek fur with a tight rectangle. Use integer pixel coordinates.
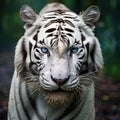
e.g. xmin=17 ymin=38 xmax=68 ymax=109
xmin=8 ymin=3 xmax=103 ymax=120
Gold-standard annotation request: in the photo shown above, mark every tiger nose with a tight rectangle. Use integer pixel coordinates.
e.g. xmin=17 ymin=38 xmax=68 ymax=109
xmin=51 ymin=75 xmax=70 ymax=86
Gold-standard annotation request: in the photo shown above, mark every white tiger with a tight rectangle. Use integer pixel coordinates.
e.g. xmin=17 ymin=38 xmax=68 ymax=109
xmin=8 ymin=3 xmax=103 ymax=120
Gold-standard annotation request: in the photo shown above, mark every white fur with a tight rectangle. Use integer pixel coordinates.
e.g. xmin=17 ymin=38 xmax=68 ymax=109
xmin=8 ymin=3 xmax=103 ymax=120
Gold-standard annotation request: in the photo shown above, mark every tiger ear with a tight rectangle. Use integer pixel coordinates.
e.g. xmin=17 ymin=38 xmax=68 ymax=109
xmin=20 ymin=5 xmax=38 ymax=29
xmin=81 ymin=6 xmax=100 ymax=27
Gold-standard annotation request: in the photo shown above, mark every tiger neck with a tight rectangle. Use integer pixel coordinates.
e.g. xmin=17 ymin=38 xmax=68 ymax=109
xmin=36 ymin=84 xmax=95 ymax=120
xmin=36 ymin=93 xmax=72 ymax=120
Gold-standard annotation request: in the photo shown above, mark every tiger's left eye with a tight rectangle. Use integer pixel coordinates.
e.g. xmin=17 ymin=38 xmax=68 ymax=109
xmin=70 ymin=47 xmax=79 ymax=54
xmin=41 ymin=47 xmax=49 ymax=54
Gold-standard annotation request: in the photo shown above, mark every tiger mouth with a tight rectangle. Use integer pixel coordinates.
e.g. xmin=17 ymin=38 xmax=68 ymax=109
xmin=44 ymin=87 xmax=73 ymax=93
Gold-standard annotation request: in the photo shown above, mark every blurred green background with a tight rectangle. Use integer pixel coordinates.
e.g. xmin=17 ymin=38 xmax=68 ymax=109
xmin=0 ymin=0 xmax=120 ymax=79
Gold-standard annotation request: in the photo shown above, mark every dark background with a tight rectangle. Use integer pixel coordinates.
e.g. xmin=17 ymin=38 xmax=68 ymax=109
xmin=0 ymin=0 xmax=120 ymax=119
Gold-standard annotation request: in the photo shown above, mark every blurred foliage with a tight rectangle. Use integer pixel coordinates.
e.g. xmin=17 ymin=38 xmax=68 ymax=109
xmin=0 ymin=0 xmax=120 ymax=80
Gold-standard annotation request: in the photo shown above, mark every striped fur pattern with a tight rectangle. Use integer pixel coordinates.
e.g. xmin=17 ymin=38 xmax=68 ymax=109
xmin=8 ymin=3 xmax=103 ymax=120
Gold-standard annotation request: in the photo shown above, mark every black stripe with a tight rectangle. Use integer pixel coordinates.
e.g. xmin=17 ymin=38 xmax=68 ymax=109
xmin=20 ymin=39 xmax=27 ymax=76
xmin=35 ymin=48 xmax=40 ymax=54
xmin=58 ymin=92 xmax=88 ymax=120
xmin=8 ymin=111 xmax=12 ymax=120
xmin=90 ymin=42 xmax=95 ymax=63
xmin=50 ymin=36 xmax=58 ymax=48
xmin=33 ymin=34 xmax=38 ymax=41
xmin=26 ymin=84 xmax=44 ymax=120
xmin=34 ymin=53 xmax=40 ymax=60
xmin=39 ymin=39 xmax=45 ymax=45
xmin=78 ymin=54 xmax=85 ymax=59
xmin=33 ymin=27 xmax=41 ymax=41
xmin=14 ymin=80 xmax=22 ymax=120
xmin=45 ymin=9 xmax=67 ymax=14
xmin=76 ymin=62 xmax=82 ymax=71
xmin=90 ymin=42 xmax=96 ymax=71
xmin=64 ymin=28 xmax=74 ymax=33
xmin=64 ymin=20 xmax=75 ymax=27
xmin=80 ymin=62 xmax=89 ymax=75
xmin=46 ymin=28 xmax=56 ymax=33
xmin=22 ymin=39 xmax=27 ymax=61
xmin=19 ymin=79 xmax=30 ymax=120
xmin=64 ymin=16 xmax=76 ymax=19
xmin=44 ymin=19 xmax=64 ymax=28
xmin=67 ymin=33 xmax=73 ymax=37
xmin=85 ymin=43 xmax=89 ymax=59
xmin=57 ymin=25 xmax=63 ymax=31
xmin=46 ymin=33 xmax=53 ymax=37
xmin=45 ymin=19 xmax=75 ymax=28
xmin=74 ymin=39 xmax=81 ymax=45
xmin=58 ymin=97 xmax=81 ymax=119
xmin=70 ymin=94 xmax=88 ymax=120
xmin=44 ymin=16 xmax=56 ymax=19
xmin=81 ymin=33 xmax=86 ymax=41
xmin=44 ymin=20 xmax=57 ymax=28
xmin=29 ymin=42 xmax=32 ymax=61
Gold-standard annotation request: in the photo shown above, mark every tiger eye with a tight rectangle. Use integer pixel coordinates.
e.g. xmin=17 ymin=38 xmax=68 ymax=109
xmin=71 ymin=47 xmax=79 ymax=54
xmin=41 ymin=47 xmax=49 ymax=54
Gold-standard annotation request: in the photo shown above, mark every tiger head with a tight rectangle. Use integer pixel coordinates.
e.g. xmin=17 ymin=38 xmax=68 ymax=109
xmin=15 ymin=3 xmax=103 ymax=104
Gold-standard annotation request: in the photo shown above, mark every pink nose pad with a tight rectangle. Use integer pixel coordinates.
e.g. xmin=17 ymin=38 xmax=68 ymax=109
xmin=51 ymin=75 xmax=70 ymax=86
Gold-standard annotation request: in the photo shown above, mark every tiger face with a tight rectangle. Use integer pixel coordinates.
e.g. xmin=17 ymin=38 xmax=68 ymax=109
xmin=29 ymin=16 xmax=88 ymax=91
xmin=15 ymin=3 xmax=103 ymax=104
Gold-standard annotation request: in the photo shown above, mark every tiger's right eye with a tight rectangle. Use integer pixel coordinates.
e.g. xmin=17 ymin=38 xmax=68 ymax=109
xmin=41 ymin=47 xmax=50 ymax=55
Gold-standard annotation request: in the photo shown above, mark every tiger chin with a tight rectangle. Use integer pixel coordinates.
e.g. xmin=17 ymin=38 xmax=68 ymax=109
xmin=8 ymin=2 xmax=103 ymax=120
xmin=43 ymin=90 xmax=76 ymax=105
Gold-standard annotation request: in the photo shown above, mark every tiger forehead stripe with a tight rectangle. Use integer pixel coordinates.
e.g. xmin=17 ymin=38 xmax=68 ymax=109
xmin=33 ymin=27 xmax=41 ymax=41
xmin=45 ymin=9 xmax=67 ymax=14
xmin=44 ymin=18 xmax=75 ymax=28
xmin=43 ymin=10 xmax=77 ymax=28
